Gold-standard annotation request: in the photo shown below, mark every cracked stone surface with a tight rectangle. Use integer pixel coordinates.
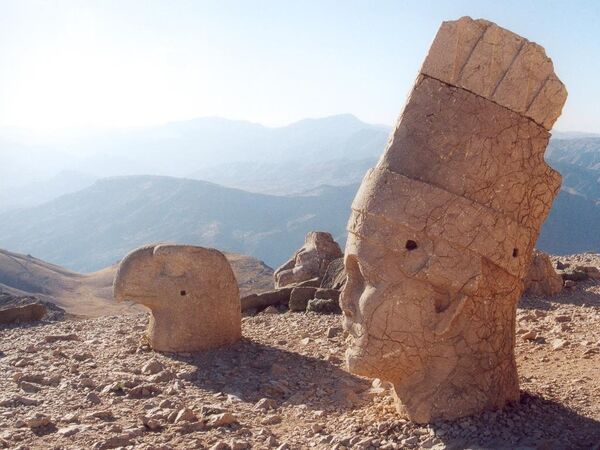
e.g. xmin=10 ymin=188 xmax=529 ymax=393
xmin=340 ymin=16 xmax=567 ymax=424
xmin=113 ymin=244 xmax=241 ymax=352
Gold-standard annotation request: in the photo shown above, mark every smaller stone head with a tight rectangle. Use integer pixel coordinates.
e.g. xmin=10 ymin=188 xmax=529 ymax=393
xmin=274 ymin=231 xmax=343 ymax=288
xmin=113 ymin=244 xmax=241 ymax=352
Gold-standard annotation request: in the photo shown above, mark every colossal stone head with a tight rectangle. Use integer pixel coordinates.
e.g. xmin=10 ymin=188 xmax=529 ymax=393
xmin=340 ymin=17 xmax=566 ymax=423
xmin=114 ymin=244 xmax=241 ymax=352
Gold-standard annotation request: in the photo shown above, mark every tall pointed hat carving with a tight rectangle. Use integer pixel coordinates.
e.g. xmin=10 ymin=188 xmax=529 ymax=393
xmin=340 ymin=17 xmax=567 ymax=423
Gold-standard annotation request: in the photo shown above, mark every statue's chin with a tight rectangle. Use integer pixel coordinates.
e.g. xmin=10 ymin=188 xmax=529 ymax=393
xmin=345 ymin=346 xmax=377 ymax=378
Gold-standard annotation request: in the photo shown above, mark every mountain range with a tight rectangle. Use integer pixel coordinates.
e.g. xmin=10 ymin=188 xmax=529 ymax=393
xmin=0 ymin=115 xmax=599 ymax=273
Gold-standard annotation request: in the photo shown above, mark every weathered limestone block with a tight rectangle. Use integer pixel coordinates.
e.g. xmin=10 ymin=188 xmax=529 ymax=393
xmin=274 ymin=232 xmax=343 ymax=288
xmin=240 ymin=288 xmax=292 ymax=311
xmin=524 ymin=251 xmax=563 ymax=296
xmin=340 ymin=16 xmax=566 ymax=423
xmin=113 ymin=244 xmax=241 ymax=352
xmin=320 ymin=258 xmax=346 ymax=290
xmin=421 ymin=16 xmax=567 ymax=129
xmin=288 ymin=287 xmax=318 ymax=312
xmin=0 ymin=302 xmax=46 ymax=324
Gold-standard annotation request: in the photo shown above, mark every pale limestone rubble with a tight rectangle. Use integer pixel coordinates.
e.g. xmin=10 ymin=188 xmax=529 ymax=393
xmin=340 ymin=16 xmax=567 ymax=423
xmin=113 ymin=244 xmax=241 ymax=352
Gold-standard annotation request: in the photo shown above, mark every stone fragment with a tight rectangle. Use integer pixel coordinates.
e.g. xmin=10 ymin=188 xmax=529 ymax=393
xmin=174 ymin=408 xmax=196 ymax=423
xmin=240 ymin=288 xmax=292 ymax=311
xmin=114 ymin=244 xmax=241 ymax=352
xmin=559 ymin=268 xmax=589 ymax=282
xmin=19 ymin=381 xmax=41 ymax=393
xmin=288 ymin=287 xmax=317 ymax=312
xmin=0 ymin=302 xmax=46 ymax=324
xmin=524 ymin=250 xmax=563 ymax=296
xmin=274 ymin=232 xmax=343 ymax=288
xmin=207 ymin=412 xmax=238 ymax=427
xmin=86 ymin=392 xmax=102 ymax=404
xmin=522 ymin=330 xmax=538 ymax=341
xmin=26 ymin=413 xmax=52 ymax=428
xmin=320 ymin=258 xmax=346 ymax=290
xmin=327 ymin=326 xmax=342 ymax=338
xmin=44 ymin=333 xmax=79 ymax=343
xmin=0 ymin=396 xmax=40 ymax=407
xmin=254 ymin=398 xmax=277 ymax=411
xmin=262 ymin=306 xmax=279 ymax=314
xmin=575 ymin=265 xmax=600 ymax=279
xmin=340 ymin=17 xmax=566 ymax=424
xmin=315 ymin=288 xmax=340 ymax=302
xmin=141 ymin=359 xmax=164 ymax=375
xmin=307 ymin=298 xmax=341 ymax=314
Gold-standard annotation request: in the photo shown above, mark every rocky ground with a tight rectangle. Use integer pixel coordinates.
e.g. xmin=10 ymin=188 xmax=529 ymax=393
xmin=1 ymin=255 xmax=599 ymax=450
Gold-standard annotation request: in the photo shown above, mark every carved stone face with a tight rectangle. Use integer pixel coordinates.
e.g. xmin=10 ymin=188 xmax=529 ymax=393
xmin=340 ymin=225 xmax=522 ymax=422
xmin=341 ymin=225 xmax=483 ymax=386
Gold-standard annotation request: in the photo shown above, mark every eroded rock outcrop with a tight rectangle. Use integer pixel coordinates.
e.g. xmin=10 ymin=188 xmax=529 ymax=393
xmin=113 ymin=244 xmax=241 ymax=352
xmin=0 ymin=294 xmax=47 ymax=324
xmin=524 ymin=251 xmax=563 ymax=296
xmin=341 ymin=16 xmax=566 ymax=423
xmin=274 ymin=232 xmax=342 ymax=289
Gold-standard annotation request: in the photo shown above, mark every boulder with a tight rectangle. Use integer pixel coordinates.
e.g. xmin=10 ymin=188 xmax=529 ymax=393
xmin=0 ymin=302 xmax=46 ymax=325
xmin=340 ymin=17 xmax=566 ymax=423
xmin=307 ymin=298 xmax=341 ymax=314
xmin=114 ymin=244 xmax=241 ymax=352
xmin=0 ymin=293 xmax=63 ymax=324
xmin=320 ymin=258 xmax=346 ymax=290
xmin=274 ymin=232 xmax=342 ymax=288
xmin=315 ymin=288 xmax=340 ymax=303
xmin=524 ymin=251 xmax=563 ymax=296
xmin=240 ymin=288 xmax=292 ymax=312
xmin=288 ymin=287 xmax=317 ymax=312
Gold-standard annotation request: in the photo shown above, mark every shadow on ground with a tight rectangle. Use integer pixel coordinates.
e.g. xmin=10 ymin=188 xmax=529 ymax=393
xmin=422 ymin=392 xmax=600 ymax=450
xmin=171 ymin=338 xmax=372 ymax=413
xmin=519 ymin=281 xmax=600 ymax=311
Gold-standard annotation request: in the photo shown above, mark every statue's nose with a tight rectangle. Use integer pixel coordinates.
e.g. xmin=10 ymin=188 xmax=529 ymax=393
xmin=340 ymin=255 xmax=365 ymax=319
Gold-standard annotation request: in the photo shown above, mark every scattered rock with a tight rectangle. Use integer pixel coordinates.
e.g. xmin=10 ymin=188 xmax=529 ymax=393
xmin=524 ymin=250 xmax=563 ymax=296
xmin=240 ymin=288 xmax=292 ymax=312
xmin=207 ymin=412 xmax=238 ymax=427
xmin=141 ymin=359 xmax=164 ymax=375
xmin=288 ymin=287 xmax=317 ymax=312
xmin=306 ymin=298 xmax=340 ymax=314
xmin=26 ymin=413 xmax=52 ymax=429
xmin=44 ymin=333 xmax=79 ymax=343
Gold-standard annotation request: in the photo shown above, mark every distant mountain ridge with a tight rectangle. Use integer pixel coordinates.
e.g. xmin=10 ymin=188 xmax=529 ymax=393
xmin=1 ymin=115 xmax=599 ymax=270
xmin=0 ymin=176 xmax=356 ymax=272
xmin=0 ymin=247 xmax=273 ymax=316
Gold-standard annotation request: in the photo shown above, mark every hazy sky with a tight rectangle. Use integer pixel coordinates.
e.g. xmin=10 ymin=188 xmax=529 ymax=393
xmin=1 ymin=0 xmax=599 ymax=132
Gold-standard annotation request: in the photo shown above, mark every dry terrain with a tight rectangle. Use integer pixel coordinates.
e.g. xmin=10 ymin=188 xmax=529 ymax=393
xmin=0 ymin=254 xmax=598 ymax=450
xmin=0 ymin=249 xmax=273 ymax=317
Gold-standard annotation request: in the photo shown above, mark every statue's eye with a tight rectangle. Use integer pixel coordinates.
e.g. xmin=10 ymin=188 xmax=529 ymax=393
xmin=405 ymin=240 xmax=418 ymax=251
